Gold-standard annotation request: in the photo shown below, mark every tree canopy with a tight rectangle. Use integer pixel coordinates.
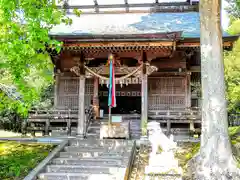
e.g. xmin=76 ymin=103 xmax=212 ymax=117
xmin=224 ymin=2 xmax=240 ymax=113
xmin=227 ymin=0 xmax=240 ymax=19
xmin=0 ymin=0 xmax=76 ymax=115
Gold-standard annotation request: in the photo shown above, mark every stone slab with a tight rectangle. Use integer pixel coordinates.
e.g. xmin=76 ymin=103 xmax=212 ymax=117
xmin=59 ymin=151 xmax=126 ymax=158
xmin=38 ymin=172 xmax=118 ymax=180
xmin=64 ymin=146 xmax=132 ymax=153
xmin=70 ymin=139 xmax=134 ymax=146
xmin=52 ymin=158 xmax=126 ymax=166
xmin=46 ymin=165 xmax=126 ymax=174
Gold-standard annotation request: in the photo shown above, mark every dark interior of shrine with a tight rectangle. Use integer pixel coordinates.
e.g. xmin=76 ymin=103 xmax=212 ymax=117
xmin=99 ymin=84 xmax=141 ymax=114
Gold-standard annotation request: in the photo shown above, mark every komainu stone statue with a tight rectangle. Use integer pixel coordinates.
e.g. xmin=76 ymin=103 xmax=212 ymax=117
xmin=147 ymin=121 xmax=177 ymax=156
xmin=145 ymin=121 xmax=182 ymax=179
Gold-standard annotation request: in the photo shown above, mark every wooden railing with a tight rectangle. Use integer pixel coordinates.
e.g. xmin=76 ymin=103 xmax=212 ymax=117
xmin=25 ymin=105 xmax=94 ymax=137
xmin=148 ymin=107 xmax=201 ymax=122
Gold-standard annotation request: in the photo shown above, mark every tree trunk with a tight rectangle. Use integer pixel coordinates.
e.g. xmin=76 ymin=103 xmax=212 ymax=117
xmin=190 ymin=0 xmax=240 ymax=179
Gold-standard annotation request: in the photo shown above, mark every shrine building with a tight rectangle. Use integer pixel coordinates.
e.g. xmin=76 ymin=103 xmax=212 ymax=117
xmin=28 ymin=1 xmax=238 ymax=138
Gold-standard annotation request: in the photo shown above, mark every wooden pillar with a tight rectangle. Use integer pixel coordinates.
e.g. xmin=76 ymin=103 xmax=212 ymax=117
xmin=54 ymin=72 xmax=59 ymax=107
xmin=77 ymin=53 xmax=85 ymax=138
xmin=93 ymin=77 xmax=99 ymax=119
xmin=186 ymin=72 xmax=191 ymax=108
xmin=141 ymin=51 xmax=148 ymax=136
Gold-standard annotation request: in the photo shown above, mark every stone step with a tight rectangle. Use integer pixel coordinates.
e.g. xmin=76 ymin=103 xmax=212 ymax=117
xmin=87 ymin=129 xmax=100 ymax=134
xmin=87 ymin=133 xmax=99 ymax=137
xmin=52 ymin=158 xmax=125 ymax=166
xmin=69 ymin=141 xmax=134 ymax=148
xmin=59 ymin=151 xmax=125 ymax=158
xmin=87 ymin=132 xmax=98 ymax=136
xmin=70 ymin=139 xmax=134 ymax=146
xmin=38 ymin=172 xmax=117 ymax=180
xmin=88 ymin=125 xmax=100 ymax=129
xmin=46 ymin=165 xmax=124 ymax=174
xmin=64 ymin=146 xmax=132 ymax=153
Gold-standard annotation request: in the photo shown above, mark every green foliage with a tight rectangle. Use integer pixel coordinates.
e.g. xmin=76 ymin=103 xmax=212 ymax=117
xmin=228 ymin=19 xmax=240 ymax=35
xmin=224 ymin=18 xmax=240 ymax=112
xmin=227 ymin=0 xmax=240 ymax=19
xmin=0 ymin=83 xmax=54 ymax=132
xmin=0 ymin=141 xmax=54 ymax=179
xmin=0 ymin=0 xmax=81 ymax=114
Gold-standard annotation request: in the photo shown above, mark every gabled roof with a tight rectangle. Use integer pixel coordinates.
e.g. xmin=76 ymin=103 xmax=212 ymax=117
xmin=50 ymin=12 xmax=230 ymax=38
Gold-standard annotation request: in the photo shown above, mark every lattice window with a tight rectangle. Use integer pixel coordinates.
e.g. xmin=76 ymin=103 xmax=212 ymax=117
xmin=57 ymin=95 xmax=79 ymax=109
xmin=148 ymin=77 xmax=187 ymax=111
xmin=85 ymin=78 xmax=94 ymax=107
xmin=56 ymin=77 xmax=94 ymax=109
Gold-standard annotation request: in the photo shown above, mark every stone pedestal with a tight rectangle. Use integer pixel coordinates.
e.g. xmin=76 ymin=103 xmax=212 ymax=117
xmin=145 ymin=152 xmax=182 ymax=180
xmin=100 ymin=122 xmax=130 ymax=139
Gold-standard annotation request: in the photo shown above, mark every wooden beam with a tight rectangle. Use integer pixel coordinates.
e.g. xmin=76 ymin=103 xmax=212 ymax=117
xmin=80 ymin=49 xmax=171 ymax=59
xmin=141 ymin=51 xmax=148 ymax=136
xmin=93 ymin=77 xmax=99 ymax=119
xmin=57 ymin=2 xmax=199 ymax=13
xmin=62 ymin=41 xmax=233 ymax=50
xmin=177 ymin=41 xmax=233 ymax=48
xmin=63 ymin=41 xmax=174 ymax=48
xmin=54 ymin=73 xmax=59 ymax=107
xmin=52 ymin=31 xmax=183 ymax=41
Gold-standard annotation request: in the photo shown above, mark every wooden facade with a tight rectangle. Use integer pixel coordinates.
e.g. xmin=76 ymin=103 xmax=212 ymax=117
xmin=49 ymin=32 xmax=237 ymax=137
xmin=23 ymin=1 xmax=239 ymax=138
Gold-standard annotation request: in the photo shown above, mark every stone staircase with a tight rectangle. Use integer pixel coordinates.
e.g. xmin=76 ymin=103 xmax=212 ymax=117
xmin=37 ymin=139 xmax=136 ymax=180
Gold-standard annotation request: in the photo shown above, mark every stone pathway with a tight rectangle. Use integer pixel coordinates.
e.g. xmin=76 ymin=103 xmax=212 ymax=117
xmin=37 ymin=139 xmax=136 ymax=180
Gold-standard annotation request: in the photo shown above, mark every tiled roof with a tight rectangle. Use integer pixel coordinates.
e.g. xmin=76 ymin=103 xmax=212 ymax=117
xmin=50 ymin=12 xmax=229 ymax=38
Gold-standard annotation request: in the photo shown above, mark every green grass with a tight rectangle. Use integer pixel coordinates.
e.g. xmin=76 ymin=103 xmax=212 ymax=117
xmin=0 ymin=141 xmax=55 ymax=180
